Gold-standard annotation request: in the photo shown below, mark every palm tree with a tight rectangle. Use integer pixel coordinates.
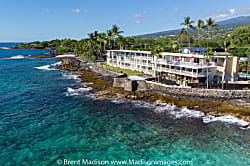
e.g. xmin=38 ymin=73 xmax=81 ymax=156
xmin=178 ymin=28 xmax=187 ymax=53
xmin=106 ymin=30 xmax=114 ymax=70
xmin=151 ymin=46 xmax=163 ymax=82
xmin=106 ymin=30 xmax=113 ymax=49
xmin=124 ymin=37 xmax=135 ymax=49
xmin=196 ymin=19 xmax=204 ymax=53
xmin=221 ymin=38 xmax=235 ymax=89
xmin=111 ymin=25 xmax=123 ymax=49
xmin=206 ymin=47 xmax=213 ymax=89
xmin=204 ymin=17 xmax=218 ymax=49
xmin=87 ymin=33 xmax=94 ymax=59
xmin=180 ymin=16 xmax=195 ymax=48
xmin=117 ymin=35 xmax=125 ymax=50
xmin=111 ymin=25 xmax=123 ymax=72
xmin=97 ymin=33 xmax=107 ymax=54
xmin=204 ymin=17 xmax=218 ymax=89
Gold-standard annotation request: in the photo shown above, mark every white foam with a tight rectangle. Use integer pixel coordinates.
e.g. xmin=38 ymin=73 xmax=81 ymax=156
xmin=67 ymin=87 xmax=75 ymax=93
xmin=62 ymin=74 xmax=80 ymax=80
xmin=56 ymin=54 xmax=75 ymax=58
xmin=202 ymin=115 xmax=249 ymax=128
xmin=0 ymin=47 xmax=11 ymax=49
xmin=131 ymin=100 xmax=176 ymax=113
xmin=110 ymin=98 xmax=128 ymax=104
xmin=10 ymin=55 xmax=25 ymax=59
xmin=154 ymin=104 xmax=176 ymax=113
xmin=51 ymin=61 xmax=62 ymax=66
xmin=78 ymin=87 xmax=93 ymax=92
xmin=66 ymin=87 xmax=93 ymax=96
xmin=168 ymin=107 xmax=205 ymax=119
xmin=34 ymin=65 xmax=55 ymax=70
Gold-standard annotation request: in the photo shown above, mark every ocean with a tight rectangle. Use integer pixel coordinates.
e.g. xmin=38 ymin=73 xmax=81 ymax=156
xmin=0 ymin=48 xmax=249 ymax=166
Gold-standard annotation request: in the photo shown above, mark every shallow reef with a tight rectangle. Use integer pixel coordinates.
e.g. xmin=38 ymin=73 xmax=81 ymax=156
xmin=70 ymin=68 xmax=250 ymax=123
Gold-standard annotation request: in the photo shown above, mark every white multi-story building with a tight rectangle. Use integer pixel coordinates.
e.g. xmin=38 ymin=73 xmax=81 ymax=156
xmin=106 ymin=50 xmax=239 ymax=86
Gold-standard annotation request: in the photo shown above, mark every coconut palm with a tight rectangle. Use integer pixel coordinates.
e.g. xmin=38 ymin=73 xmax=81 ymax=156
xmin=204 ymin=17 xmax=218 ymax=49
xmin=196 ymin=19 xmax=205 ymax=53
xmin=97 ymin=33 xmax=107 ymax=54
xmin=124 ymin=37 xmax=135 ymax=49
xmin=117 ymin=35 xmax=125 ymax=50
xmin=221 ymin=38 xmax=235 ymax=89
xmin=106 ymin=30 xmax=113 ymax=49
xmin=180 ymin=16 xmax=195 ymax=48
xmin=111 ymin=25 xmax=123 ymax=49
xmin=178 ymin=28 xmax=187 ymax=53
xmin=204 ymin=18 xmax=218 ymax=88
xmin=205 ymin=47 xmax=213 ymax=89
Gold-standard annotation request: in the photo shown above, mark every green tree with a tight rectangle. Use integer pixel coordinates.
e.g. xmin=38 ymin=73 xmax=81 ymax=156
xmin=196 ymin=19 xmax=205 ymax=53
xmin=204 ymin=17 xmax=218 ymax=49
xmin=221 ymin=38 xmax=236 ymax=89
xmin=111 ymin=25 xmax=123 ymax=49
xmin=180 ymin=16 xmax=195 ymax=48
xmin=178 ymin=28 xmax=187 ymax=52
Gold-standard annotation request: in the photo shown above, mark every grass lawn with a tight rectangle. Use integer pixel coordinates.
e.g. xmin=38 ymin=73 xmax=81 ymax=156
xmin=100 ymin=64 xmax=143 ymax=75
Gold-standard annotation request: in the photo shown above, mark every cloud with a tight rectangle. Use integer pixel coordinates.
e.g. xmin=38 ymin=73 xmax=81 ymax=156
xmin=84 ymin=9 xmax=88 ymax=13
xmin=205 ymin=8 xmax=250 ymax=19
xmin=229 ymin=9 xmax=236 ymax=15
xmin=135 ymin=20 xmax=141 ymax=24
xmin=45 ymin=9 xmax=51 ymax=14
xmin=72 ymin=9 xmax=80 ymax=13
xmin=135 ymin=14 xmax=143 ymax=18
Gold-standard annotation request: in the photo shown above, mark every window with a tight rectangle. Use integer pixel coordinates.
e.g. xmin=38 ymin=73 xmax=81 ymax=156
xmin=194 ymin=58 xmax=199 ymax=63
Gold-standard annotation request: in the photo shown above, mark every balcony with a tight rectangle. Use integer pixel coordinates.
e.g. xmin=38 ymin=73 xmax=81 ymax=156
xmin=154 ymin=59 xmax=217 ymax=68
xmin=147 ymin=57 xmax=153 ymax=60
xmin=154 ymin=67 xmax=207 ymax=77
xmin=142 ymin=69 xmax=152 ymax=74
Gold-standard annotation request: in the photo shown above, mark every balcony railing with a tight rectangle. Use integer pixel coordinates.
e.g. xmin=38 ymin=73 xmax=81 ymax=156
xmin=154 ymin=67 xmax=207 ymax=77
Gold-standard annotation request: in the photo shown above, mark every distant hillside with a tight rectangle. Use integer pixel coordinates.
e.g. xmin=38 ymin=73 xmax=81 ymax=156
xmin=135 ymin=16 xmax=250 ymax=38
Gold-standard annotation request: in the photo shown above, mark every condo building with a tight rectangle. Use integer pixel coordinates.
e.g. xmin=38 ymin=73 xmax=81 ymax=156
xmin=106 ymin=50 xmax=239 ymax=86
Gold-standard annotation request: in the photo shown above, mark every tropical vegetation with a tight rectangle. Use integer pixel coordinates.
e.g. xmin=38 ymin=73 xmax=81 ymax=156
xmin=14 ymin=20 xmax=249 ymax=62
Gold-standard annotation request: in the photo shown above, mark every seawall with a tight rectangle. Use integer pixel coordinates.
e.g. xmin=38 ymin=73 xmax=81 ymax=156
xmin=113 ymin=78 xmax=250 ymax=101
xmin=60 ymin=56 xmax=250 ymax=101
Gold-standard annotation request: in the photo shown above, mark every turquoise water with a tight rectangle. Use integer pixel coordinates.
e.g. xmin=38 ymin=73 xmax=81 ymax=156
xmin=0 ymin=49 xmax=249 ymax=166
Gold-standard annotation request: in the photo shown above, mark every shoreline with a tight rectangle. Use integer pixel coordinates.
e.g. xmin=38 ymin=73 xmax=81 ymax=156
xmin=55 ymin=57 xmax=250 ymax=127
xmin=0 ymin=47 xmax=53 ymax=50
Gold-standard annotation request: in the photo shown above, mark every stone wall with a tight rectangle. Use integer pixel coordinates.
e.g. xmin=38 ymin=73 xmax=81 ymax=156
xmin=112 ymin=77 xmax=250 ymax=100
xmin=92 ymin=67 xmax=126 ymax=78
xmin=144 ymin=81 xmax=250 ymax=100
xmin=113 ymin=78 xmax=127 ymax=88
xmin=64 ymin=57 xmax=250 ymax=100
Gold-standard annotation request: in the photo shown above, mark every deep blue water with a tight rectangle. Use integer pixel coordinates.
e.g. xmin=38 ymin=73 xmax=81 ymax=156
xmin=0 ymin=48 xmax=249 ymax=166
xmin=0 ymin=43 xmax=22 ymax=47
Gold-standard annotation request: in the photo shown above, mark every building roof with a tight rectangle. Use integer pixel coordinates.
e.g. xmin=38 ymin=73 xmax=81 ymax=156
xmin=161 ymin=52 xmax=205 ymax=58
xmin=106 ymin=50 xmax=150 ymax=54
xmin=181 ymin=47 xmax=207 ymax=51
xmin=107 ymin=50 xmax=233 ymax=59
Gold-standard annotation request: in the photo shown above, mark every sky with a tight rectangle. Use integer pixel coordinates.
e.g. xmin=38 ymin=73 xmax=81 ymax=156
xmin=0 ymin=0 xmax=249 ymax=42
